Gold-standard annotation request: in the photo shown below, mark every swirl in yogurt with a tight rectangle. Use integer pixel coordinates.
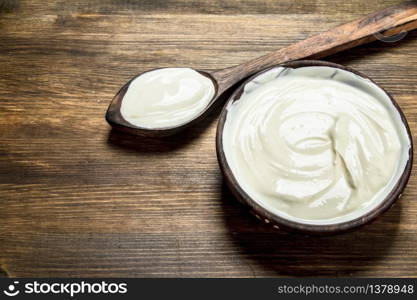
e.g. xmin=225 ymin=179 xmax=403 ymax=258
xmin=222 ymin=66 xmax=410 ymax=222
xmin=121 ymin=68 xmax=215 ymax=129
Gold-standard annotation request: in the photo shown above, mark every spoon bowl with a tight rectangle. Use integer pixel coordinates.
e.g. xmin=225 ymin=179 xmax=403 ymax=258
xmin=105 ymin=68 xmax=220 ymax=137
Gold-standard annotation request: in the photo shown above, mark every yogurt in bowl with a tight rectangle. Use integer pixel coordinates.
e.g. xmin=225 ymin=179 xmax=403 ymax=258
xmin=216 ymin=60 xmax=413 ymax=234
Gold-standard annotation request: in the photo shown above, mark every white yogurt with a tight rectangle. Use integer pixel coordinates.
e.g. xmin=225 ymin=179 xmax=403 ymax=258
xmin=121 ymin=68 xmax=215 ymax=129
xmin=222 ymin=66 xmax=410 ymax=224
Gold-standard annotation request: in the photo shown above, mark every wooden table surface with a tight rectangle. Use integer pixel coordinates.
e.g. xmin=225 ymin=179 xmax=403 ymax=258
xmin=1 ymin=0 xmax=417 ymax=278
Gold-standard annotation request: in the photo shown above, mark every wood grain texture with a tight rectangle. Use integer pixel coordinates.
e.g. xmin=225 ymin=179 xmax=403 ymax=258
xmin=1 ymin=0 xmax=417 ymax=277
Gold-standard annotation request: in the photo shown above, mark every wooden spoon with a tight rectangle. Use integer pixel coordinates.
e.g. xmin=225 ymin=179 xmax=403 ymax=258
xmin=106 ymin=2 xmax=417 ymax=137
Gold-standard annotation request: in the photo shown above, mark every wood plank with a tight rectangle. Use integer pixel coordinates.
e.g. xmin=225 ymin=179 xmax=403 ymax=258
xmin=1 ymin=0 xmax=416 ymax=277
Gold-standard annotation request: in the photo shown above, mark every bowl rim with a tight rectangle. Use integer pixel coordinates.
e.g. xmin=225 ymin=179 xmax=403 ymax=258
xmin=215 ymin=59 xmax=414 ymax=235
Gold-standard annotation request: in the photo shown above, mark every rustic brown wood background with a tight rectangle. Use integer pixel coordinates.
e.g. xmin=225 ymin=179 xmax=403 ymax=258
xmin=1 ymin=0 xmax=416 ymax=277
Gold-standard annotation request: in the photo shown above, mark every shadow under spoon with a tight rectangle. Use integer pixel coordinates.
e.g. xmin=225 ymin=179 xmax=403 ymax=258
xmin=106 ymin=2 xmax=417 ymax=137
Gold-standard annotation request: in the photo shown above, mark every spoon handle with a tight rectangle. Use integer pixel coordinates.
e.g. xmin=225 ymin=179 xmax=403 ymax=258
xmin=213 ymin=2 xmax=417 ymax=91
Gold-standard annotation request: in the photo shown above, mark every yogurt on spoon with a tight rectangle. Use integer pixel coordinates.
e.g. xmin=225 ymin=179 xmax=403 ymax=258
xmin=120 ymin=68 xmax=215 ymax=129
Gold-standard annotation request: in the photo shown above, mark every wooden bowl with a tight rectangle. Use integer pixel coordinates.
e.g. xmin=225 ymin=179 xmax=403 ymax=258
xmin=216 ymin=60 xmax=413 ymax=235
